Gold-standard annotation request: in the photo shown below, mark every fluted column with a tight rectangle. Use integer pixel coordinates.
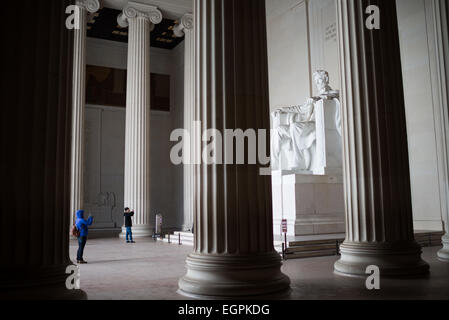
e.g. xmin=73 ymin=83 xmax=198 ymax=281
xmin=0 ymin=0 xmax=84 ymax=299
xmin=118 ymin=2 xmax=162 ymax=237
xmin=435 ymin=0 xmax=449 ymax=261
xmin=70 ymin=0 xmax=101 ymax=225
xmin=178 ymin=0 xmax=290 ymax=298
xmin=334 ymin=0 xmax=429 ymax=276
xmin=174 ymin=14 xmax=195 ymax=232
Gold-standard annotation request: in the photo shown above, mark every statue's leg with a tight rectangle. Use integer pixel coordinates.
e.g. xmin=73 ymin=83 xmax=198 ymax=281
xmin=272 ymin=126 xmax=290 ymax=170
xmin=289 ymin=123 xmax=305 ymax=169
xmin=303 ymin=149 xmax=311 ymax=169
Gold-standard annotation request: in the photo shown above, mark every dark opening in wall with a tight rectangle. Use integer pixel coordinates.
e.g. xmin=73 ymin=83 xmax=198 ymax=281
xmin=86 ymin=65 xmax=170 ymax=112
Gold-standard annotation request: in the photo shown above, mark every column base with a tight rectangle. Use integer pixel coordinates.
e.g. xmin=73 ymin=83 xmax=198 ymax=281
xmin=0 ymin=265 xmax=87 ymax=300
xmin=437 ymin=234 xmax=449 ymax=261
xmin=119 ymin=224 xmax=154 ymax=238
xmin=334 ymin=241 xmax=429 ymax=277
xmin=178 ymin=252 xmax=290 ymax=299
xmin=3 ymin=285 xmax=87 ymax=300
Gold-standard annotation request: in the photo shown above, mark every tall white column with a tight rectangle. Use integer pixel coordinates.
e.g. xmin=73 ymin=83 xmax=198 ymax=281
xmin=334 ymin=0 xmax=429 ymax=276
xmin=178 ymin=0 xmax=290 ymax=298
xmin=70 ymin=0 xmax=101 ymax=224
xmin=118 ymin=2 xmax=162 ymax=238
xmin=434 ymin=0 xmax=449 ymax=261
xmin=174 ymin=14 xmax=195 ymax=232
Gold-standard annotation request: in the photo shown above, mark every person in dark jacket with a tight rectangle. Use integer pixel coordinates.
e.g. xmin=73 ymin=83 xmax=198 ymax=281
xmin=75 ymin=210 xmax=93 ymax=264
xmin=124 ymin=207 xmax=135 ymax=243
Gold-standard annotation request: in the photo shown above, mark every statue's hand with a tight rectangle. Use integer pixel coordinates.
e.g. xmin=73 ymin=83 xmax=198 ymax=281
xmin=306 ymin=97 xmax=319 ymax=105
xmin=273 ymin=109 xmax=284 ymax=117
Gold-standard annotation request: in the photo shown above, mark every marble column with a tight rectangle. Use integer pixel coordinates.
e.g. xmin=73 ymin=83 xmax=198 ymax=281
xmin=174 ymin=14 xmax=196 ymax=232
xmin=435 ymin=0 xmax=449 ymax=261
xmin=118 ymin=2 xmax=162 ymax=238
xmin=178 ymin=0 xmax=290 ymax=298
xmin=334 ymin=0 xmax=429 ymax=276
xmin=0 ymin=0 xmax=85 ymax=299
xmin=70 ymin=0 xmax=101 ymax=224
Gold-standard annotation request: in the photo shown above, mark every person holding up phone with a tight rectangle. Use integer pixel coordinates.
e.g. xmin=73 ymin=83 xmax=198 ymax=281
xmin=124 ymin=207 xmax=135 ymax=243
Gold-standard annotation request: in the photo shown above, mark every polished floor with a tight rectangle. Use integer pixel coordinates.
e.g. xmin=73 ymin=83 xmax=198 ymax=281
xmin=69 ymin=238 xmax=449 ymax=300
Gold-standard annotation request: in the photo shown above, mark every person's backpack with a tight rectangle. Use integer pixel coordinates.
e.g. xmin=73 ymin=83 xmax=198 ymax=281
xmin=71 ymin=224 xmax=80 ymax=238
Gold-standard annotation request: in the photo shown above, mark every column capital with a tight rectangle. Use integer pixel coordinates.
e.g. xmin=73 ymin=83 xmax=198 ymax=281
xmin=117 ymin=1 xmax=163 ymax=28
xmin=75 ymin=0 xmax=102 ymax=13
xmin=173 ymin=13 xmax=193 ymax=37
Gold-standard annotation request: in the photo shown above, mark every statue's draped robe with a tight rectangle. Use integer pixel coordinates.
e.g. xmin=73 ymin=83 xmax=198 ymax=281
xmin=271 ymin=92 xmax=341 ymax=172
xmin=288 ymin=103 xmax=316 ymax=170
xmin=272 ymin=100 xmax=317 ymax=171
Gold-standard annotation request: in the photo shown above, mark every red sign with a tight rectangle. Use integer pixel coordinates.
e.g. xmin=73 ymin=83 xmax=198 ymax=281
xmin=281 ymin=219 xmax=288 ymax=233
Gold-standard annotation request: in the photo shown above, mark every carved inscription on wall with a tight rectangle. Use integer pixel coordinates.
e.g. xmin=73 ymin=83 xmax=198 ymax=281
xmin=325 ymin=22 xmax=337 ymax=42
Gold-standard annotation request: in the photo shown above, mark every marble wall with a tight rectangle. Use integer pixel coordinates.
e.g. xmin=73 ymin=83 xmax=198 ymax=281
xmin=266 ymin=0 xmax=311 ymax=112
xmin=397 ymin=0 xmax=446 ymax=231
xmin=84 ymin=105 xmax=125 ymax=231
xmin=308 ymin=0 xmax=340 ymax=95
xmin=84 ymin=38 xmax=184 ymax=235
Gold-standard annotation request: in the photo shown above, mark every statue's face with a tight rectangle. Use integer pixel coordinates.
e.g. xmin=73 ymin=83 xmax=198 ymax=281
xmin=314 ymin=74 xmax=329 ymax=93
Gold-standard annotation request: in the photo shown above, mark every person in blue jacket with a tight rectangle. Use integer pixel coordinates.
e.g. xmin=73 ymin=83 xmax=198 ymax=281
xmin=75 ymin=210 xmax=93 ymax=264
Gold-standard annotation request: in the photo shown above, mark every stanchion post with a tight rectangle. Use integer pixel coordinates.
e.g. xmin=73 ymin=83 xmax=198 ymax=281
xmin=282 ymin=243 xmax=285 ymax=260
xmin=284 ymin=232 xmax=287 ymax=250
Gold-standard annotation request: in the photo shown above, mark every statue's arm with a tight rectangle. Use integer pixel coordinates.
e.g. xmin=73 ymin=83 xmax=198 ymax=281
xmin=274 ymin=105 xmax=302 ymax=115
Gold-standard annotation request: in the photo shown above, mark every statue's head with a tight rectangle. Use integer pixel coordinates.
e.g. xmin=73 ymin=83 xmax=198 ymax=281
xmin=313 ymin=70 xmax=331 ymax=94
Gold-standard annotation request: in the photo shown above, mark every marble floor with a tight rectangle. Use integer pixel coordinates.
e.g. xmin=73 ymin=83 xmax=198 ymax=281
xmin=70 ymin=238 xmax=449 ymax=300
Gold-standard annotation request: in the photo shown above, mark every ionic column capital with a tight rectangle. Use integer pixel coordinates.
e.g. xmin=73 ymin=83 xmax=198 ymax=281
xmin=117 ymin=2 xmax=163 ymax=28
xmin=173 ymin=13 xmax=193 ymax=37
xmin=75 ymin=0 xmax=102 ymax=13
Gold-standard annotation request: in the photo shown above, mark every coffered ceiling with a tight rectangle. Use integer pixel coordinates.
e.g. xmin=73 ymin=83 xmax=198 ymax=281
xmin=87 ymin=7 xmax=185 ymax=50
xmin=102 ymin=0 xmax=193 ymax=20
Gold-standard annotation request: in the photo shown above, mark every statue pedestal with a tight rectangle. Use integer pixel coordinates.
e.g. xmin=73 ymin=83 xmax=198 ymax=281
xmin=272 ymin=172 xmax=345 ymax=236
